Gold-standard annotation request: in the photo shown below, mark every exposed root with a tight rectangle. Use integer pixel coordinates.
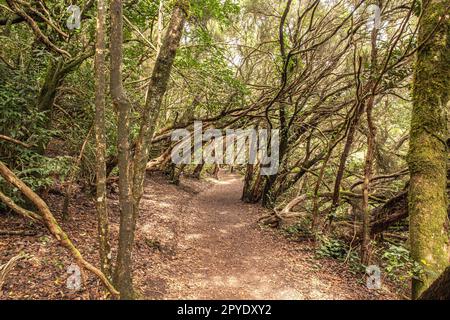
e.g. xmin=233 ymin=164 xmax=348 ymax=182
xmin=259 ymin=195 xmax=308 ymax=228
xmin=0 ymin=253 xmax=28 ymax=290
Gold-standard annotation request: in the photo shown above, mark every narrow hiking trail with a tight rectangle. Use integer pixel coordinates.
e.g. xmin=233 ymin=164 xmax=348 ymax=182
xmin=0 ymin=171 xmax=398 ymax=300
xmin=139 ymin=172 xmax=397 ymax=300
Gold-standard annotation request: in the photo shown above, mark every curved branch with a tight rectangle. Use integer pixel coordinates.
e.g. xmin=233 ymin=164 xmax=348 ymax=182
xmin=5 ymin=0 xmax=70 ymax=57
xmin=0 ymin=134 xmax=32 ymax=148
xmin=0 ymin=161 xmax=118 ymax=296
xmin=0 ymin=190 xmax=42 ymax=222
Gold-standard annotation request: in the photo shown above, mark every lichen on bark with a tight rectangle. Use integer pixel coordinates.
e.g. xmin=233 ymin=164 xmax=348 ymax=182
xmin=407 ymin=0 xmax=450 ymax=299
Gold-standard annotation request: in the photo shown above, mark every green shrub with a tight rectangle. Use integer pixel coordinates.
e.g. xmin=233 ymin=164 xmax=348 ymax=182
xmin=316 ymin=236 xmax=348 ymax=260
xmin=282 ymin=219 xmax=314 ymax=239
xmin=381 ymin=244 xmax=423 ymax=282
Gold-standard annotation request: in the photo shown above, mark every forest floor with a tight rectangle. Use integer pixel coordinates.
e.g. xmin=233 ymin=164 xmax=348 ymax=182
xmin=0 ymin=171 xmax=400 ymax=300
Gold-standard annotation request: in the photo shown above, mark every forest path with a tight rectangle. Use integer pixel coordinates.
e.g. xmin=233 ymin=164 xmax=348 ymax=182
xmin=0 ymin=171 xmax=396 ymax=299
xmin=143 ymin=172 xmax=391 ymax=300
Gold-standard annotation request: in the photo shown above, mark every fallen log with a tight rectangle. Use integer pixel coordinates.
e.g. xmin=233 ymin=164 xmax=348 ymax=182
xmin=370 ymin=191 xmax=408 ymax=235
xmin=331 ymin=192 xmax=408 ymax=242
xmin=259 ymin=195 xmax=307 ymax=227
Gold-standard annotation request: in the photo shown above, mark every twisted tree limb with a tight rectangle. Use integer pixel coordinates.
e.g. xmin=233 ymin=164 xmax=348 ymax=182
xmin=0 ymin=253 xmax=27 ymax=290
xmin=0 ymin=161 xmax=118 ymax=296
xmin=259 ymin=195 xmax=308 ymax=227
xmin=0 ymin=134 xmax=32 ymax=148
xmin=5 ymin=0 xmax=70 ymax=57
xmin=0 ymin=190 xmax=42 ymax=222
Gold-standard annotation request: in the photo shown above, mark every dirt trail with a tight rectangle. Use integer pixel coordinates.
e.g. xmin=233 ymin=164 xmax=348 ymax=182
xmin=0 ymin=171 xmax=397 ymax=300
xmin=143 ymin=172 xmax=395 ymax=300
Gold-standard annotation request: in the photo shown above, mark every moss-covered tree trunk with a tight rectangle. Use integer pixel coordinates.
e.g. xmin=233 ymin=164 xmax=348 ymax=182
xmin=407 ymin=0 xmax=450 ymax=299
xmin=419 ymin=266 xmax=450 ymax=300
xmin=132 ymin=1 xmax=187 ymax=206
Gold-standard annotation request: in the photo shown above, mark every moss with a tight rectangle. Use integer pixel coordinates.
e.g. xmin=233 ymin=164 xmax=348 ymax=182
xmin=407 ymin=0 xmax=450 ymax=299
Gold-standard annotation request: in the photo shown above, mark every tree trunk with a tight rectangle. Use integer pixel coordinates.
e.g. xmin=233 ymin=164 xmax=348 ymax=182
xmin=110 ymin=0 xmax=135 ymax=299
xmin=132 ymin=1 xmax=188 ymax=207
xmin=408 ymin=0 xmax=450 ymax=299
xmin=361 ymin=17 xmax=380 ymax=265
xmin=361 ymin=97 xmax=375 ymax=265
xmin=170 ymin=164 xmax=186 ymax=185
xmin=330 ymin=102 xmax=365 ymax=218
xmin=94 ymin=0 xmax=112 ymax=280
xmin=192 ymin=163 xmax=204 ymax=179
xmin=212 ymin=164 xmax=220 ymax=180
xmin=419 ymin=267 xmax=450 ymax=300
xmin=62 ymin=128 xmax=92 ymax=221
xmin=311 ymin=147 xmax=334 ymax=232
xmin=37 ymin=51 xmax=94 ymax=117
xmin=110 ymin=0 xmax=188 ymax=299
xmin=242 ymin=164 xmax=255 ymax=202
xmin=327 ymin=57 xmax=366 ymax=228
xmin=37 ymin=59 xmax=63 ymax=114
